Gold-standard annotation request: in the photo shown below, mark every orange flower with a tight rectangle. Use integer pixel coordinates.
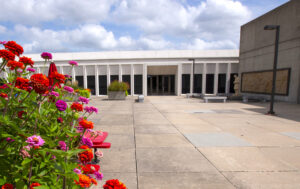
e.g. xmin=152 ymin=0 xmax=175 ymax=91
xmin=78 ymin=145 xmax=93 ymax=164
xmin=19 ymin=56 xmax=34 ymax=67
xmin=103 ymin=179 xmax=127 ymax=189
xmin=75 ymin=174 xmax=92 ymax=188
xmin=79 ymin=119 xmax=94 ymax=129
xmin=71 ymin=102 xmax=83 ymax=112
xmin=50 ymin=71 xmax=65 ymax=84
xmin=91 ymin=178 xmax=97 ymax=185
xmin=0 ymin=93 xmax=8 ymax=99
xmin=30 ymin=74 xmax=50 ymax=94
xmin=4 ymin=41 xmax=24 ymax=56
xmin=0 ymin=49 xmax=15 ymax=61
xmin=16 ymin=77 xmax=30 ymax=91
xmin=7 ymin=60 xmax=24 ymax=70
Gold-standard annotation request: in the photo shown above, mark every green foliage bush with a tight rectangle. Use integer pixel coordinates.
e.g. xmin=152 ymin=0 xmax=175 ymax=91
xmin=108 ymin=81 xmax=129 ymax=92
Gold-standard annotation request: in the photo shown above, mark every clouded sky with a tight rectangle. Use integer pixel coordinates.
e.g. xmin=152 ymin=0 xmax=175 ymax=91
xmin=0 ymin=0 xmax=289 ymax=53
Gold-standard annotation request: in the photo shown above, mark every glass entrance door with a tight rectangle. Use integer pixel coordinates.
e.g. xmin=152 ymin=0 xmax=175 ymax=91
xmin=147 ymin=75 xmax=175 ymax=95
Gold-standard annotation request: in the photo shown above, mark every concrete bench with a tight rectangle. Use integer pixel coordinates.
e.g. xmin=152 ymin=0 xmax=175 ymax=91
xmin=203 ymin=96 xmax=227 ymax=103
xmin=137 ymin=95 xmax=144 ymax=102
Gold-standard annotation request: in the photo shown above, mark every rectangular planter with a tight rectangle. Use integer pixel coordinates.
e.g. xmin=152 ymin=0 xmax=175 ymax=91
xmin=108 ymin=91 xmax=126 ymax=100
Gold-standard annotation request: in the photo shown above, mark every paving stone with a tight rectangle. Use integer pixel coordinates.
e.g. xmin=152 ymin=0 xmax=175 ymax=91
xmin=134 ymin=125 xmax=179 ymax=134
xmin=93 ymin=173 xmax=137 ymax=189
xmin=105 ymin=134 xmax=135 ymax=149
xmin=281 ymin=132 xmax=300 ymax=140
xmin=135 ymin=134 xmax=192 ymax=148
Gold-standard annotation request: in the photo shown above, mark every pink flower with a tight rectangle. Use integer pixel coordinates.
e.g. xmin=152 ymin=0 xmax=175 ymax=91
xmin=94 ymin=172 xmax=103 ymax=180
xmin=95 ymin=150 xmax=103 ymax=158
xmin=27 ymin=67 xmax=35 ymax=72
xmin=41 ymin=52 xmax=52 ymax=60
xmin=6 ymin=137 xmax=15 ymax=142
xmin=73 ymin=168 xmax=82 ymax=174
xmin=69 ymin=60 xmax=78 ymax=66
xmin=82 ymin=137 xmax=93 ymax=148
xmin=78 ymin=96 xmax=89 ymax=104
xmin=49 ymin=91 xmax=59 ymax=97
xmin=64 ymin=74 xmax=71 ymax=78
xmin=20 ymin=147 xmax=31 ymax=158
xmin=0 ymin=41 xmax=7 ymax=44
xmin=26 ymin=135 xmax=45 ymax=147
xmin=63 ymin=86 xmax=74 ymax=93
xmin=59 ymin=141 xmax=68 ymax=151
xmin=84 ymin=106 xmax=98 ymax=114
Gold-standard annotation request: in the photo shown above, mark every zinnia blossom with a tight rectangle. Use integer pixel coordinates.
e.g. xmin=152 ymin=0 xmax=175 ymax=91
xmin=30 ymin=74 xmax=49 ymax=94
xmin=79 ymin=119 xmax=94 ymax=129
xmin=69 ymin=60 xmax=78 ymax=66
xmin=74 ymin=174 xmax=92 ymax=188
xmin=18 ymin=111 xmax=26 ymax=119
xmin=71 ymin=102 xmax=83 ymax=112
xmin=49 ymin=91 xmax=59 ymax=97
xmin=19 ymin=56 xmax=34 ymax=67
xmin=0 ymin=93 xmax=8 ymax=99
xmin=4 ymin=41 xmax=23 ymax=56
xmin=26 ymin=135 xmax=45 ymax=147
xmin=82 ymin=137 xmax=93 ymax=148
xmin=59 ymin=141 xmax=68 ymax=151
xmin=0 ymin=41 xmax=7 ymax=45
xmin=95 ymin=150 xmax=103 ymax=158
xmin=84 ymin=106 xmax=98 ymax=114
xmin=0 ymin=49 xmax=15 ymax=61
xmin=94 ymin=172 xmax=103 ymax=180
xmin=57 ymin=117 xmax=63 ymax=123
xmin=7 ymin=60 xmax=24 ymax=70
xmin=15 ymin=77 xmax=30 ymax=91
xmin=78 ymin=96 xmax=89 ymax=104
xmin=30 ymin=183 xmax=41 ymax=189
xmin=79 ymin=164 xmax=100 ymax=174
xmin=73 ymin=168 xmax=82 ymax=174
xmin=50 ymin=72 xmax=65 ymax=84
xmin=41 ymin=52 xmax=52 ymax=60
xmin=103 ymin=179 xmax=127 ymax=189
xmin=6 ymin=137 xmax=15 ymax=143
xmin=56 ymin=100 xmax=67 ymax=111
xmin=26 ymin=67 xmax=35 ymax=72
xmin=1 ymin=183 xmax=14 ymax=189
xmin=63 ymin=86 xmax=74 ymax=93
xmin=78 ymin=145 xmax=93 ymax=164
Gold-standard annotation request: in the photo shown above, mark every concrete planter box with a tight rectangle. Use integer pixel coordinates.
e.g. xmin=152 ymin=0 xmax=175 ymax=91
xmin=108 ymin=91 xmax=126 ymax=100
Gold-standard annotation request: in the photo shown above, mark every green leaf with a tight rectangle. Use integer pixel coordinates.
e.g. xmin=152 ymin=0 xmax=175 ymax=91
xmin=21 ymin=158 xmax=32 ymax=166
xmin=35 ymin=186 xmax=50 ymax=189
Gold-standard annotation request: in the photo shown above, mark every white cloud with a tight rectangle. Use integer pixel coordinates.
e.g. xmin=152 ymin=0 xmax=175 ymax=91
xmin=0 ymin=25 xmax=6 ymax=33
xmin=182 ymin=38 xmax=237 ymax=50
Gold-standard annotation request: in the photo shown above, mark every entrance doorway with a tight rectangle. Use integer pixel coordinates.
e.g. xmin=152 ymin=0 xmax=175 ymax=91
xmin=147 ymin=75 xmax=175 ymax=95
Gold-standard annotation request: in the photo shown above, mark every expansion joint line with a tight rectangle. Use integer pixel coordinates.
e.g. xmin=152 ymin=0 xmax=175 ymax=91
xmin=132 ymin=100 xmax=139 ymax=189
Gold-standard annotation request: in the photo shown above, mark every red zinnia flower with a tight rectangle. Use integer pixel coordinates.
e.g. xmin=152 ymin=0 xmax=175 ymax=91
xmin=103 ymin=179 xmax=127 ymax=189
xmin=4 ymin=41 xmax=24 ymax=56
xmin=79 ymin=164 xmax=100 ymax=174
xmin=1 ymin=183 xmax=14 ymax=189
xmin=74 ymin=174 xmax=92 ymax=188
xmin=91 ymin=178 xmax=97 ymax=186
xmin=15 ymin=77 xmax=30 ymax=91
xmin=79 ymin=119 xmax=94 ymax=129
xmin=19 ymin=56 xmax=34 ymax=67
xmin=78 ymin=145 xmax=93 ymax=164
xmin=7 ymin=60 xmax=24 ymax=70
xmin=50 ymin=72 xmax=65 ymax=84
xmin=0 ymin=49 xmax=15 ymax=61
xmin=30 ymin=183 xmax=41 ymax=189
xmin=18 ymin=111 xmax=26 ymax=119
xmin=0 ymin=93 xmax=8 ymax=99
xmin=71 ymin=102 xmax=83 ymax=112
xmin=30 ymin=74 xmax=49 ymax=94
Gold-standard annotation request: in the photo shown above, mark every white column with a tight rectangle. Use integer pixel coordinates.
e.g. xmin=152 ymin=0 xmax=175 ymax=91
xmin=190 ymin=63 xmax=193 ymax=94
xmin=214 ymin=63 xmax=219 ymax=95
xmin=202 ymin=63 xmax=207 ymax=95
xmin=225 ymin=63 xmax=231 ymax=94
xmin=72 ymin=67 xmax=76 ymax=82
xmin=60 ymin=66 xmax=64 ymax=74
xmin=37 ymin=67 xmax=41 ymax=73
xmin=83 ymin=66 xmax=87 ymax=89
xmin=107 ymin=65 xmax=110 ymax=88
xmin=177 ymin=63 xmax=182 ymax=96
xmin=119 ymin=64 xmax=122 ymax=82
xmin=95 ymin=65 xmax=99 ymax=96
xmin=131 ymin=64 xmax=134 ymax=95
xmin=143 ymin=64 xmax=147 ymax=96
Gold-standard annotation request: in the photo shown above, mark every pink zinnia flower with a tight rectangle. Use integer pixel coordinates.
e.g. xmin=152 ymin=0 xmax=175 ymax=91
xmin=78 ymin=96 xmax=89 ymax=104
xmin=63 ymin=86 xmax=74 ymax=93
xmin=64 ymin=74 xmax=71 ymax=78
xmin=73 ymin=168 xmax=82 ymax=174
xmin=0 ymin=41 xmax=7 ymax=44
xmin=49 ymin=91 xmax=59 ymax=97
xmin=69 ymin=60 xmax=78 ymax=66
xmin=94 ymin=172 xmax=103 ymax=180
xmin=56 ymin=100 xmax=67 ymax=111
xmin=84 ymin=106 xmax=98 ymax=114
xmin=27 ymin=67 xmax=35 ymax=72
xmin=82 ymin=137 xmax=93 ymax=148
xmin=95 ymin=150 xmax=103 ymax=158
xmin=26 ymin=135 xmax=45 ymax=147
xmin=59 ymin=141 xmax=68 ymax=151
xmin=41 ymin=52 xmax=52 ymax=60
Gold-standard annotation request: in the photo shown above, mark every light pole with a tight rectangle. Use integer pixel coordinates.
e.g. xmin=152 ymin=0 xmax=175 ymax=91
xmin=264 ymin=25 xmax=280 ymax=115
xmin=188 ymin=58 xmax=195 ymax=96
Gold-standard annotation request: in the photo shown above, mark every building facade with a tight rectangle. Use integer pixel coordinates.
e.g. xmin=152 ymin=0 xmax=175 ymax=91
xmin=239 ymin=0 xmax=300 ymax=103
xmin=23 ymin=50 xmax=239 ymax=96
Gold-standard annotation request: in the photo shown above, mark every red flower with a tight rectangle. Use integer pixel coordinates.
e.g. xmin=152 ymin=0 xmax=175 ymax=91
xmin=30 ymin=183 xmax=41 ymax=189
xmin=30 ymin=74 xmax=49 ymax=94
xmin=57 ymin=117 xmax=63 ymax=123
xmin=19 ymin=56 xmax=34 ymax=67
xmin=78 ymin=145 xmax=93 ymax=164
xmin=91 ymin=178 xmax=97 ymax=186
xmin=0 ymin=93 xmax=8 ymax=99
xmin=71 ymin=102 xmax=83 ymax=112
xmin=18 ymin=111 xmax=26 ymax=119
xmin=0 ymin=49 xmax=15 ymax=61
xmin=79 ymin=164 xmax=100 ymax=174
xmin=79 ymin=119 xmax=94 ymax=129
xmin=74 ymin=174 xmax=92 ymax=188
xmin=15 ymin=77 xmax=30 ymax=91
xmin=4 ymin=41 xmax=24 ymax=56
xmin=50 ymin=72 xmax=65 ymax=84
xmin=1 ymin=183 xmax=14 ymax=189
xmin=7 ymin=61 xmax=24 ymax=70
xmin=103 ymin=179 xmax=127 ymax=189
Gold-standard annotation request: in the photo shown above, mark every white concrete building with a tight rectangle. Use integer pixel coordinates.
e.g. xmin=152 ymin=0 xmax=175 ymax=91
xmin=25 ymin=50 xmax=239 ymax=96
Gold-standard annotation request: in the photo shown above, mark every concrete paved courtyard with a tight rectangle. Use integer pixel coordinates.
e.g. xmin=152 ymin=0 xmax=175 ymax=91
xmin=89 ymin=96 xmax=300 ymax=189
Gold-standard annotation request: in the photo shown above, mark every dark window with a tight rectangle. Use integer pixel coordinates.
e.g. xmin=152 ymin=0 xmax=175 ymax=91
xmin=182 ymin=74 xmax=190 ymax=94
xmin=230 ymin=73 xmax=238 ymax=93
xmin=194 ymin=74 xmax=202 ymax=93
xmin=99 ymin=75 xmax=107 ymax=95
xmin=218 ymin=74 xmax=226 ymax=93
xmin=122 ymin=75 xmax=131 ymax=95
xmin=110 ymin=75 xmax=119 ymax=82
xmin=75 ymin=76 xmax=84 ymax=88
xmin=170 ymin=75 xmax=175 ymax=93
xmin=87 ymin=76 xmax=95 ymax=95
xmin=206 ymin=74 xmax=214 ymax=94
xmin=134 ymin=75 xmax=143 ymax=94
